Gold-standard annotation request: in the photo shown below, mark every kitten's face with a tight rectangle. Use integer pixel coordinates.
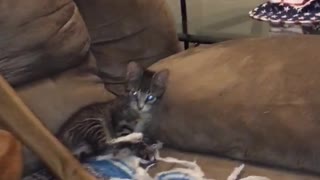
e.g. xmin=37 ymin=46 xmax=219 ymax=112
xmin=126 ymin=62 xmax=169 ymax=113
xmin=129 ymin=90 xmax=156 ymax=113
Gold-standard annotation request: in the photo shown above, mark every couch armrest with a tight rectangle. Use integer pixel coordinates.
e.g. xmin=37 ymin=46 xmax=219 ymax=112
xmin=149 ymin=36 xmax=320 ymax=174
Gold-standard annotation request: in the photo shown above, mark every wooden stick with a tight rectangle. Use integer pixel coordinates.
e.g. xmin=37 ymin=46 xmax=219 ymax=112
xmin=0 ymin=76 xmax=96 ymax=180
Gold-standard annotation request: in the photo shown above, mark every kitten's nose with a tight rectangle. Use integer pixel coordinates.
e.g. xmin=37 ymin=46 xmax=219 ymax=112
xmin=138 ymin=104 xmax=144 ymax=110
xmin=137 ymin=102 xmax=144 ymax=110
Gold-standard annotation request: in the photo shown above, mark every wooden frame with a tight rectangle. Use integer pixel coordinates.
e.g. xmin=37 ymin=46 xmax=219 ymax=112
xmin=0 ymin=76 xmax=96 ymax=180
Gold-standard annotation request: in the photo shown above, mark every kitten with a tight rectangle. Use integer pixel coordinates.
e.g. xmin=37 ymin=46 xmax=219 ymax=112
xmin=113 ymin=62 xmax=169 ymax=135
xmin=57 ymin=62 xmax=169 ymax=159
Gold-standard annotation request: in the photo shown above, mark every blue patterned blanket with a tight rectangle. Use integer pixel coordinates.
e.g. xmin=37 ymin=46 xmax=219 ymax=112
xmin=23 ymin=132 xmax=208 ymax=180
xmin=23 ymin=153 xmax=206 ymax=180
xmin=22 ymin=133 xmax=269 ymax=180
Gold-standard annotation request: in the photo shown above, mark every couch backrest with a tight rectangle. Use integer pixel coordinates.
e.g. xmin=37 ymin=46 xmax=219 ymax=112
xmin=0 ymin=0 xmax=90 ymax=86
xmin=74 ymin=0 xmax=181 ymax=82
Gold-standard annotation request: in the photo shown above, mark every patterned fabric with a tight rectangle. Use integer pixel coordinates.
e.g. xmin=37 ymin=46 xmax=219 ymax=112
xmin=22 ymin=156 xmax=199 ymax=180
xmin=249 ymin=0 xmax=320 ymax=24
xmin=269 ymin=0 xmax=314 ymax=9
xmin=22 ymin=154 xmax=270 ymax=180
xmin=83 ymin=159 xmax=136 ymax=180
xmin=21 ymin=133 xmax=268 ymax=180
xmin=23 ymin=158 xmax=145 ymax=180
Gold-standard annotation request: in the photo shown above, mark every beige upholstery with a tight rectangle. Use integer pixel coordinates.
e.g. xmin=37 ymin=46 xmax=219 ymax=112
xmin=0 ymin=0 xmax=90 ymax=86
xmin=74 ymin=0 xmax=181 ymax=82
xmin=149 ymin=36 xmax=320 ymax=174
xmin=16 ymin=54 xmax=115 ymax=135
xmin=150 ymin=148 xmax=319 ymax=180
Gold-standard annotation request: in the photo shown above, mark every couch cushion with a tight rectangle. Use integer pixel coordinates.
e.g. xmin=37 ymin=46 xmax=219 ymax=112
xmin=152 ymin=148 xmax=319 ymax=180
xmin=148 ymin=36 xmax=320 ymax=174
xmin=74 ymin=0 xmax=181 ymax=82
xmin=0 ymin=0 xmax=90 ymax=86
xmin=15 ymin=54 xmax=115 ymax=174
xmin=16 ymin=54 xmax=115 ymax=134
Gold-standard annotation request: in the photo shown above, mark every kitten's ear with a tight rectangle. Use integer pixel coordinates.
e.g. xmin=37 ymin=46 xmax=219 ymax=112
xmin=153 ymin=69 xmax=169 ymax=87
xmin=126 ymin=61 xmax=143 ymax=81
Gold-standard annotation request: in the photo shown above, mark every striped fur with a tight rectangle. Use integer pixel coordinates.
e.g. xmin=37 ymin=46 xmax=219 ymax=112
xmin=56 ymin=62 xmax=169 ymax=159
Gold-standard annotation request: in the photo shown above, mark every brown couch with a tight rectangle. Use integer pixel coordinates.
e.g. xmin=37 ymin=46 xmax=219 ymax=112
xmin=0 ymin=0 xmax=319 ymax=179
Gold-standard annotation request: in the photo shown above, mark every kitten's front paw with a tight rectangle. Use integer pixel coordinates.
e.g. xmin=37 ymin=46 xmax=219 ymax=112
xmin=127 ymin=132 xmax=143 ymax=143
xmin=110 ymin=132 xmax=143 ymax=144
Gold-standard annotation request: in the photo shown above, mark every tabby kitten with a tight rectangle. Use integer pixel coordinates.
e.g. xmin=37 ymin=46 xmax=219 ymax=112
xmin=113 ymin=61 xmax=169 ymax=135
xmin=57 ymin=62 xmax=169 ymax=158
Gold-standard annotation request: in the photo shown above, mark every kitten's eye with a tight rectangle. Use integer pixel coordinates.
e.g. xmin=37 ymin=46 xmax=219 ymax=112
xmin=146 ymin=95 xmax=156 ymax=102
xmin=132 ymin=91 xmax=138 ymax=96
